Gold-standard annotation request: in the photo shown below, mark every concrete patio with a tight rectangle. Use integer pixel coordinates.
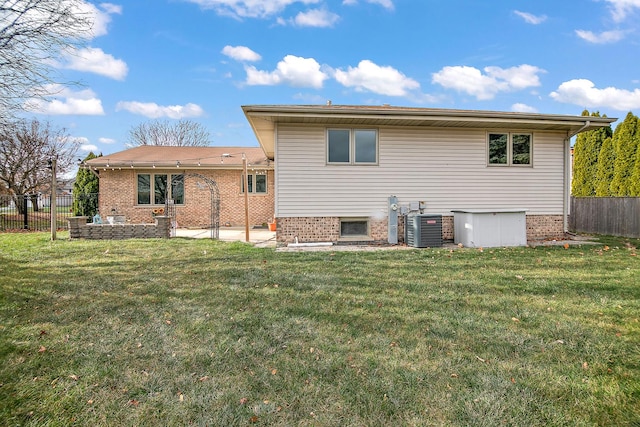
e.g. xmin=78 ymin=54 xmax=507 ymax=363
xmin=175 ymin=227 xmax=276 ymax=247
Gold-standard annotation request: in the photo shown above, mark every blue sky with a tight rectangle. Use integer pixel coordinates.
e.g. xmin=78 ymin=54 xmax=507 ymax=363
xmin=25 ymin=0 xmax=640 ymax=157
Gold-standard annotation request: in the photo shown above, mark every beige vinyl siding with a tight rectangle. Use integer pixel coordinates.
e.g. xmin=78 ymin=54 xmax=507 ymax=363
xmin=275 ymin=124 xmax=565 ymax=217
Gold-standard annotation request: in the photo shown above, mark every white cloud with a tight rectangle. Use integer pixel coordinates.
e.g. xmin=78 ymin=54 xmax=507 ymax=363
xmin=56 ymin=47 xmax=128 ymax=80
xmin=432 ymin=65 xmax=545 ymax=100
xmin=100 ymin=3 xmax=123 ymax=15
xmin=290 ymin=8 xmax=340 ymax=27
xmin=25 ymin=85 xmax=105 ymax=115
xmin=76 ymin=1 xmax=122 ymax=39
xmin=245 ymin=55 xmax=328 ymax=88
xmin=115 ymin=101 xmax=205 ymax=119
xmin=183 ymin=0 xmax=321 ymax=19
xmin=334 ymin=60 xmax=419 ymax=96
xmin=512 ymin=103 xmax=538 ymax=113
xmin=605 ymin=0 xmax=640 ymax=22
xmin=575 ymin=29 xmax=626 ymax=44
xmin=222 ymin=45 xmax=262 ymax=62
xmin=342 ymin=0 xmax=394 ymax=9
xmin=514 ymin=10 xmax=547 ymax=24
xmin=80 ymin=143 xmax=99 ymax=152
xmin=550 ymin=79 xmax=640 ymax=111
xmin=99 ymin=137 xmax=116 ymax=144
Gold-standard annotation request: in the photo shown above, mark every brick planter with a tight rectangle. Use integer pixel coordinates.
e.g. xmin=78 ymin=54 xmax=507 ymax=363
xmin=68 ymin=216 xmax=171 ymax=240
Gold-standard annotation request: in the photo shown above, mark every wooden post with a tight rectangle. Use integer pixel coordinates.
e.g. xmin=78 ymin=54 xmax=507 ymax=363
xmin=50 ymin=158 xmax=57 ymax=241
xmin=243 ymin=154 xmax=250 ymax=242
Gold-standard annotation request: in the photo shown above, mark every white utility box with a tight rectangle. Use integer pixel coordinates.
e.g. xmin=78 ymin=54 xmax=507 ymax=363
xmin=452 ymin=209 xmax=527 ymax=248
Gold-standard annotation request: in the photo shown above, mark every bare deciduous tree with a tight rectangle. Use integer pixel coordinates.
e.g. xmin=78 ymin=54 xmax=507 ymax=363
xmin=128 ymin=119 xmax=212 ymax=147
xmin=0 ymin=118 xmax=79 ymax=213
xmin=0 ymin=0 xmax=92 ymax=123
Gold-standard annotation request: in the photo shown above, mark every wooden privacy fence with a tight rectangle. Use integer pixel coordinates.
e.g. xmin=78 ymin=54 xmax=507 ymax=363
xmin=570 ymin=197 xmax=640 ymax=238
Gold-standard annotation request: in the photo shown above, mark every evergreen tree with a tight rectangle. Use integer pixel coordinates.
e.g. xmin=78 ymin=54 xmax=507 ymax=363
xmin=572 ymin=111 xmax=607 ymax=196
xmin=629 ymin=130 xmax=640 ymax=196
xmin=595 ymin=136 xmax=616 ymax=196
xmin=610 ymin=112 xmax=639 ymax=196
xmin=72 ymin=152 xmax=100 ymax=217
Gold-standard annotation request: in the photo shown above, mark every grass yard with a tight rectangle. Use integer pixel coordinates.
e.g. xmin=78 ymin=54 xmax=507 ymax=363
xmin=0 ymin=233 xmax=638 ymax=426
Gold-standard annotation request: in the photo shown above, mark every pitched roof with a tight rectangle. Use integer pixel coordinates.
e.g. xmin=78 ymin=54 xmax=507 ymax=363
xmin=85 ymin=146 xmax=271 ymax=169
xmin=243 ymin=104 xmax=618 ymax=158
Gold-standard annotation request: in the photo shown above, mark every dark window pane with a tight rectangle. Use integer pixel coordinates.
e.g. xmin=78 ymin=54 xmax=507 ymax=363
xmin=328 ymin=129 xmax=350 ymax=163
xmin=241 ymin=174 xmax=253 ymax=193
xmin=137 ymin=174 xmax=150 ymax=205
xmin=154 ymin=174 xmax=167 ymax=205
xmin=340 ymin=220 xmax=368 ymax=236
xmin=354 ymin=130 xmax=377 ymax=163
xmin=171 ymin=174 xmax=184 ymax=204
xmin=255 ymin=174 xmax=267 ymax=193
xmin=489 ymin=133 xmax=508 ymax=164
xmin=512 ymin=134 xmax=531 ymax=165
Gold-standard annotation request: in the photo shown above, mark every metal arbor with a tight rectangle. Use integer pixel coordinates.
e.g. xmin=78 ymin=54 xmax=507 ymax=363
xmin=165 ymin=173 xmax=220 ymax=239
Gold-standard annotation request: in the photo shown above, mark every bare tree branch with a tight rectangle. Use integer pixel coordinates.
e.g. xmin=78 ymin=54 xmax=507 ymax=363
xmin=128 ymin=119 xmax=212 ymax=147
xmin=0 ymin=0 xmax=92 ymax=124
xmin=0 ymin=118 xmax=79 ymax=212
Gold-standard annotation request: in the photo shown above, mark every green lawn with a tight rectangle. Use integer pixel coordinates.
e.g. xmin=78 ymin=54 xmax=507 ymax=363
xmin=0 ymin=233 xmax=638 ymax=426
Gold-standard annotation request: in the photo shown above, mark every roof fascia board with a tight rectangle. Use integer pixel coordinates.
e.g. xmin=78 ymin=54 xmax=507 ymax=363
xmin=243 ymin=107 xmax=616 ymax=128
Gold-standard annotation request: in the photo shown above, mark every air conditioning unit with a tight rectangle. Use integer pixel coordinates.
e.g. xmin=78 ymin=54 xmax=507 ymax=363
xmin=405 ymin=214 xmax=443 ymax=248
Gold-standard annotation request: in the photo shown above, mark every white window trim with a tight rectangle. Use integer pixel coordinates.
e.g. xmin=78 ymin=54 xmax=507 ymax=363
xmin=487 ymin=132 xmax=533 ymax=167
xmin=241 ymin=172 xmax=268 ymax=194
xmin=327 ymin=128 xmax=379 ymax=165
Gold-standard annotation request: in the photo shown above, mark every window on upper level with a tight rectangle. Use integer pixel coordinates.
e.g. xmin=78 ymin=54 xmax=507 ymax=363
xmin=327 ymin=129 xmax=378 ymax=165
xmin=488 ymin=133 xmax=532 ymax=166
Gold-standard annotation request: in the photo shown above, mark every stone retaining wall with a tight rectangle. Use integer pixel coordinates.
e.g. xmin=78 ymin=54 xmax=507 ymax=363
xmin=68 ymin=216 xmax=171 ymax=240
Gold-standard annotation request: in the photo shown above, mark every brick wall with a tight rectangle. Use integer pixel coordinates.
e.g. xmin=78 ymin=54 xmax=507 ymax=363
xmin=526 ymin=215 xmax=564 ymax=240
xmin=277 ymin=216 xmax=402 ymax=245
xmin=276 ymin=214 xmax=562 ymax=245
xmin=97 ymin=169 xmax=274 ymax=227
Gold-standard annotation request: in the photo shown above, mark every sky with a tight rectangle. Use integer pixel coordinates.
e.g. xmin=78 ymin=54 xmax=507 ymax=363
xmin=23 ymin=0 xmax=640 ymax=158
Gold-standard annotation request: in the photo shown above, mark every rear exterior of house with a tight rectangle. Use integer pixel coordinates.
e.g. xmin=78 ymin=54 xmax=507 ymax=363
xmin=85 ymin=146 xmax=274 ymax=228
xmin=243 ymin=105 xmax=615 ymax=245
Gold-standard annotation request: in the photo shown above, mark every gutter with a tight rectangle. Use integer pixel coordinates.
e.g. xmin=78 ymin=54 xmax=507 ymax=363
xmin=563 ymin=121 xmax=590 ymax=233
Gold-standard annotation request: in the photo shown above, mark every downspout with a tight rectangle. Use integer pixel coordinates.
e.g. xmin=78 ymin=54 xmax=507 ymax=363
xmin=563 ymin=121 xmax=590 ymax=233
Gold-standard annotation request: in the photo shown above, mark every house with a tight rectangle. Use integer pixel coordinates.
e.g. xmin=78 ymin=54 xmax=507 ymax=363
xmin=242 ymin=104 xmax=616 ymax=245
xmin=84 ymin=146 xmax=274 ymax=228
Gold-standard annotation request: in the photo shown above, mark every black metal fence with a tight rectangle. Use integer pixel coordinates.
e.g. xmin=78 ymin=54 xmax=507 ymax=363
xmin=570 ymin=197 xmax=640 ymax=238
xmin=0 ymin=193 xmax=99 ymax=232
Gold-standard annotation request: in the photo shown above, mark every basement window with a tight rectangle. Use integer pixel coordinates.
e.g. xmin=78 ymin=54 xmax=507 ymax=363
xmin=340 ymin=218 xmax=369 ymax=238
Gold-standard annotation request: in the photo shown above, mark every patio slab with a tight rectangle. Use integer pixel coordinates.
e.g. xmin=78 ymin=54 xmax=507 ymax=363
xmin=175 ymin=227 xmax=276 ymax=247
